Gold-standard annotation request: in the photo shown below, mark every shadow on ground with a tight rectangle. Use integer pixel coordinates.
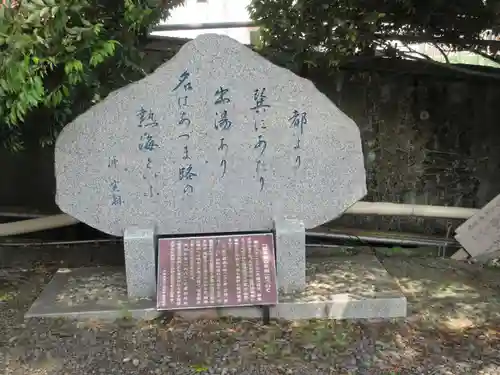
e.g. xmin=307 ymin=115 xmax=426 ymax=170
xmin=0 ymin=246 xmax=500 ymax=374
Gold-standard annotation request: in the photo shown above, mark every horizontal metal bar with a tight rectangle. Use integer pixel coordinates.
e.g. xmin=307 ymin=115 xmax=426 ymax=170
xmin=152 ymin=21 xmax=255 ymax=32
xmin=307 ymin=230 xmax=458 ymax=248
xmin=0 ymin=212 xmax=47 ymax=219
xmin=0 ymin=229 xmax=458 ymax=249
xmin=0 ymin=239 xmax=121 ymax=247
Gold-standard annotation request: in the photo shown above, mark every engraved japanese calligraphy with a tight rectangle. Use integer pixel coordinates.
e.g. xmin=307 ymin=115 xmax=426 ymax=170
xmin=173 ymin=70 xmax=197 ymax=195
xmin=55 ymin=33 xmax=367 ymax=238
xmin=137 ymin=106 xmax=161 ymax=198
xmin=289 ymin=109 xmax=307 ymax=169
xmin=214 ymin=86 xmax=233 ymax=178
xmin=251 ymin=88 xmax=271 ymax=192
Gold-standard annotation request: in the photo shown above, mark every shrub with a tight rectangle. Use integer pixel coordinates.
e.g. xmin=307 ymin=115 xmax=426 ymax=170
xmin=0 ymin=0 xmax=183 ymax=151
xmin=248 ymin=0 xmax=500 ymax=75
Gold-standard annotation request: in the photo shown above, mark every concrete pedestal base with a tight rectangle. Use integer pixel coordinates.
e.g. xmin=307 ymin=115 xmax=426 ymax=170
xmin=26 ymin=254 xmax=406 ymax=321
xmin=217 ymin=254 xmax=407 ymax=320
xmin=25 ymin=267 xmax=159 ymax=321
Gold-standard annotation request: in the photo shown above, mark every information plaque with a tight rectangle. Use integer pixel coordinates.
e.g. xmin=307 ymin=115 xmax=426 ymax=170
xmin=156 ymin=233 xmax=278 ymax=310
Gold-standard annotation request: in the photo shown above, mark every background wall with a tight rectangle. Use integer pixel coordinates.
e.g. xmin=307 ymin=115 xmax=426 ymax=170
xmin=312 ymin=63 xmax=500 ymax=234
xmin=0 ymin=146 xmax=55 ymax=214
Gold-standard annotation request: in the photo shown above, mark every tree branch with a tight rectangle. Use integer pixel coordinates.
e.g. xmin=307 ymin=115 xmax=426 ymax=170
xmin=433 ymin=43 xmax=450 ymax=64
xmin=372 ymin=38 xmax=500 ymax=78
xmin=471 ymin=48 xmax=500 ymax=66
xmin=375 ymin=33 xmax=500 ymax=48
xmin=401 ymin=42 xmax=433 ymax=61
xmin=398 ymin=51 xmax=500 ymax=79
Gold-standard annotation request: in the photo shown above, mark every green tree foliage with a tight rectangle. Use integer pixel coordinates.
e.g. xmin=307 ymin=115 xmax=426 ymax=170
xmin=0 ymin=0 xmax=183 ymax=151
xmin=248 ymin=0 xmax=500 ymax=73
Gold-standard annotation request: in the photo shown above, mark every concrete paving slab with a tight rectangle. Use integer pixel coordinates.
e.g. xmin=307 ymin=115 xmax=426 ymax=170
xmin=25 ymin=267 xmax=159 ymax=321
xmin=218 ymin=254 xmax=407 ymax=320
xmin=26 ymin=254 xmax=406 ymax=321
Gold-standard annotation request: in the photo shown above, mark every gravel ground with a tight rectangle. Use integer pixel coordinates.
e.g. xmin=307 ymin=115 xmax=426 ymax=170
xmin=1 ymin=253 xmax=500 ymax=375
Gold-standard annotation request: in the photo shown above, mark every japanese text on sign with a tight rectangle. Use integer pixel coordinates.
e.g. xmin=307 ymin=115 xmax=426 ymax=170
xmin=156 ymin=234 xmax=278 ymax=310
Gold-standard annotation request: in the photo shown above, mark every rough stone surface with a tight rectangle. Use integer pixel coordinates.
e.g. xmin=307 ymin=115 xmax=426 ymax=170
xmin=455 ymin=193 xmax=500 ymax=260
xmin=124 ymin=227 xmax=156 ymax=298
xmin=274 ymin=218 xmax=306 ymax=294
xmin=451 ymin=248 xmax=470 ymax=260
xmin=55 ymin=33 xmax=366 ymax=237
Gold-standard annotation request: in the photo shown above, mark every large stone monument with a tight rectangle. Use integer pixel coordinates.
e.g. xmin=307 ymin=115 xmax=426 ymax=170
xmin=26 ymin=34 xmax=407 ymax=321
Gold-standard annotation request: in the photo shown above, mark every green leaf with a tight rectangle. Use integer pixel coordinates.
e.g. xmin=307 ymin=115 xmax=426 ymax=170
xmin=89 ymin=52 xmax=104 ymax=67
xmin=0 ymin=0 xmax=181 ymax=152
xmin=102 ymin=41 xmax=116 ymax=55
xmin=191 ymin=365 xmax=209 ymax=373
xmin=64 ymin=62 xmax=73 ymax=75
xmin=26 ymin=12 xmax=41 ymax=24
xmin=40 ymin=7 xmax=50 ymax=19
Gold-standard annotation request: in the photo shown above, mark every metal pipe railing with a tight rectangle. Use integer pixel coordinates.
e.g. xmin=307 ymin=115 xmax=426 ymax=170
xmin=0 ymin=202 xmax=479 ymax=237
xmin=0 ymin=229 xmax=459 ymax=249
xmin=307 ymin=230 xmax=458 ymax=248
